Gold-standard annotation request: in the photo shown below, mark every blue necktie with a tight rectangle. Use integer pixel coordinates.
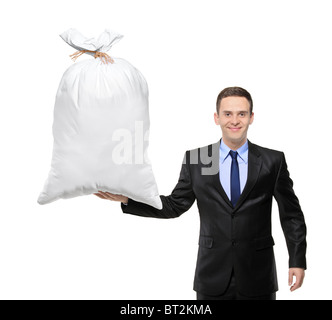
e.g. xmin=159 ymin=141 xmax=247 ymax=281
xmin=230 ymin=150 xmax=240 ymax=207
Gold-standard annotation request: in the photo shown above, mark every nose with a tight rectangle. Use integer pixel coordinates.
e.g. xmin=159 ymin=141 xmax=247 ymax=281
xmin=231 ymin=115 xmax=240 ymax=126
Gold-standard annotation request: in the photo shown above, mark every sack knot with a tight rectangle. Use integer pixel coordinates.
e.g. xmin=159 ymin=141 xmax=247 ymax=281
xmin=70 ymin=50 xmax=114 ymax=64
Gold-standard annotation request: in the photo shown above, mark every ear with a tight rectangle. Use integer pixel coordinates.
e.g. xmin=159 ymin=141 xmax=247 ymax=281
xmin=214 ymin=112 xmax=220 ymax=125
xmin=249 ymin=112 xmax=254 ymax=125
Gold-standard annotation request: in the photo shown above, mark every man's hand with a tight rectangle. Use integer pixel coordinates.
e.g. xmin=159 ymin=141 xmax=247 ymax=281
xmin=94 ymin=191 xmax=128 ymax=204
xmin=289 ymin=268 xmax=305 ymax=292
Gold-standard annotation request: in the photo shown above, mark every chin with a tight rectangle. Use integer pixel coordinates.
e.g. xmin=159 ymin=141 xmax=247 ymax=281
xmin=228 ymin=134 xmax=244 ymax=141
xmin=229 ymin=136 xmax=247 ymax=144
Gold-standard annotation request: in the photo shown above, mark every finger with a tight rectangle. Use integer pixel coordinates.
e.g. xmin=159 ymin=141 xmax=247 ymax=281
xmin=112 ymin=194 xmax=128 ymax=203
xmin=96 ymin=191 xmax=125 ymax=202
xmin=288 ymin=271 xmax=294 ymax=286
xmin=97 ymin=191 xmax=113 ymax=199
xmin=290 ymin=281 xmax=301 ymax=292
xmin=105 ymin=192 xmax=126 ymax=202
xmin=98 ymin=191 xmax=111 ymax=198
xmin=290 ymin=274 xmax=304 ymax=292
xmin=94 ymin=193 xmax=107 ymax=199
xmin=105 ymin=192 xmax=120 ymax=201
xmin=98 ymin=191 xmax=120 ymax=201
xmin=105 ymin=192 xmax=117 ymax=198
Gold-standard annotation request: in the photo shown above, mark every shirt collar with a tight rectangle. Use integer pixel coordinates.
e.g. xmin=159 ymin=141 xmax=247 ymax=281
xmin=220 ymin=139 xmax=249 ymax=164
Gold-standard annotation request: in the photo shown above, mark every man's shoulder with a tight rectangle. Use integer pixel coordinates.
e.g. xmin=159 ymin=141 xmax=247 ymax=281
xmin=249 ymin=141 xmax=284 ymax=156
xmin=249 ymin=142 xmax=285 ymax=165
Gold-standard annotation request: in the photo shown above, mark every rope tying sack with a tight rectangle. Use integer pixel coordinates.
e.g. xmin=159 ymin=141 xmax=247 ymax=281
xmin=70 ymin=50 xmax=114 ymax=64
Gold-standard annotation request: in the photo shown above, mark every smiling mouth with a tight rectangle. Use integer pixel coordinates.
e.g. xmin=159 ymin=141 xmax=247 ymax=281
xmin=229 ymin=127 xmax=241 ymax=131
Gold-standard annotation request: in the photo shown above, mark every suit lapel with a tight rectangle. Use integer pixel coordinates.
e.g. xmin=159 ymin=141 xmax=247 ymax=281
xmin=213 ymin=172 xmax=233 ymax=208
xmin=234 ymin=141 xmax=262 ymax=211
xmin=210 ymin=140 xmax=263 ymax=211
xmin=210 ymin=140 xmax=234 ymax=208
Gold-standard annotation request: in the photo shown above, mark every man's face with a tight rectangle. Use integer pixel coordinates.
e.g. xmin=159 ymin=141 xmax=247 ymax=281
xmin=214 ymin=96 xmax=254 ymax=148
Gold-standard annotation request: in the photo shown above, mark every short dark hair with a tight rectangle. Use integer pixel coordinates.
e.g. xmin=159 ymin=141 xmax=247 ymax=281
xmin=216 ymin=87 xmax=253 ymax=115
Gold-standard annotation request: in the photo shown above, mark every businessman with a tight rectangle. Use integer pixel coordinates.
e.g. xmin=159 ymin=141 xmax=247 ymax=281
xmin=95 ymin=87 xmax=307 ymax=300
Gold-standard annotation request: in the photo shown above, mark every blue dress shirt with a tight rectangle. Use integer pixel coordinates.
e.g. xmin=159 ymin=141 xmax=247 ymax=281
xmin=219 ymin=140 xmax=249 ymax=200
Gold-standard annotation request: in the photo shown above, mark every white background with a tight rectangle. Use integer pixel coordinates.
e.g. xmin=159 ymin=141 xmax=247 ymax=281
xmin=0 ymin=0 xmax=331 ymax=300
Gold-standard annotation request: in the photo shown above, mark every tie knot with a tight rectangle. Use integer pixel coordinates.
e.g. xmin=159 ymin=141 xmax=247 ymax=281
xmin=229 ymin=150 xmax=238 ymax=160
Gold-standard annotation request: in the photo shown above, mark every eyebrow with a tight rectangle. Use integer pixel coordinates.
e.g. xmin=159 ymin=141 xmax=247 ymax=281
xmin=222 ymin=111 xmax=249 ymax=114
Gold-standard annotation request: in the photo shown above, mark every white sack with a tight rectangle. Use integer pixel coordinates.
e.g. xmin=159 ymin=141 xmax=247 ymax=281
xmin=38 ymin=28 xmax=162 ymax=209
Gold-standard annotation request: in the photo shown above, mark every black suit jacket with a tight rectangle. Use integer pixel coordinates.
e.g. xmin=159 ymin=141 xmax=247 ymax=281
xmin=121 ymin=140 xmax=307 ymax=297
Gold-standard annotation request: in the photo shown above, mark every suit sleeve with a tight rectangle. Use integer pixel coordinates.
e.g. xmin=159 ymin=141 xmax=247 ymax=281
xmin=121 ymin=151 xmax=196 ymax=219
xmin=274 ymin=152 xmax=307 ymax=269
